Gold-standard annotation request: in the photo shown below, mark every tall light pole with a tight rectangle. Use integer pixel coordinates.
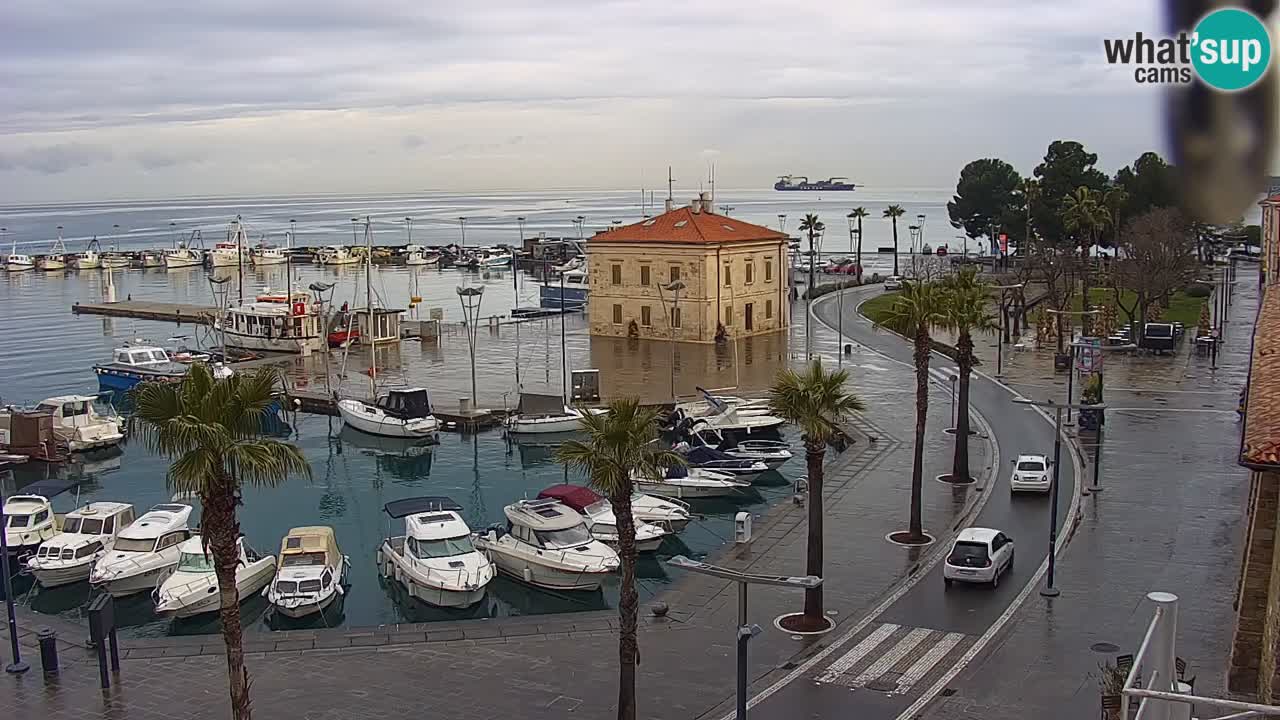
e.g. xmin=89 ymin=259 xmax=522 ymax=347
xmin=457 ymin=286 xmax=484 ymax=409
xmin=0 ymin=462 xmax=29 ymax=674
xmin=805 ymin=224 xmax=823 ymax=360
xmin=1045 ymin=308 xmax=1100 ymax=424
xmin=668 ymin=556 xmax=820 ymax=720
xmin=992 ymin=282 xmax=1025 ymax=378
xmin=1013 ymin=397 xmax=1106 ymax=597
xmin=573 ymin=215 xmax=586 ymax=240
xmin=458 ymin=216 xmax=468 ymax=247
xmin=659 ymin=280 xmax=686 ymax=400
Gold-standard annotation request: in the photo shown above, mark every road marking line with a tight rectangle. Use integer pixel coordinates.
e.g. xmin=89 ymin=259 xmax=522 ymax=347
xmin=848 ymin=627 xmax=933 ymax=687
xmin=814 ymin=623 xmax=899 ymax=684
xmin=892 ymin=632 xmax=966 ymax=694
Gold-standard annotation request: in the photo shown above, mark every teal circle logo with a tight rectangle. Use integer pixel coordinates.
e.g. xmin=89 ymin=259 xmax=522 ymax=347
xmin=1191 ymin=8 xmax=1272 ymax=91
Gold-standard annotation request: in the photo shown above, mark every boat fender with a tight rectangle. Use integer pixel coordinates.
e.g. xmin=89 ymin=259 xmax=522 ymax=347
xmin=522 ymin=567 xmax=533 ymax=584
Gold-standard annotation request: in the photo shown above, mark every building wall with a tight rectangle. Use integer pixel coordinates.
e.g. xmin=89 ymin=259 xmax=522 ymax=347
xmin=1230 ymin=471 xmax=1279 ymax=696
xmin=586 ymin=238 xmax=788 ymax=343
xmin=1264 ymin=201 xmax=1280 ymax=287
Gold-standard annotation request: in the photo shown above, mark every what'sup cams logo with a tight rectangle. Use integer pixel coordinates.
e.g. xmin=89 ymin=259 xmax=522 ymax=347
xmin=1104 ymin=7 xmax=1273 ymax=90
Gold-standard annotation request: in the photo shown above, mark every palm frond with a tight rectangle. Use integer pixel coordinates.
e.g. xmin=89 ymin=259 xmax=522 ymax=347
xmin=225 ymin=440 xmax=311 ymax=488
xmin=554 ymin=398 xmax=678 ymax=499
xmin=768 ymin=360 xmax=863 ymax=444
xmin=876 ymin=281 xmax=944 ymax=338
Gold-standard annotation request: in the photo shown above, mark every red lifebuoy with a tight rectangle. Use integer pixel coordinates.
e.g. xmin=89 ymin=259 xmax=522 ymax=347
xmin=292 ymin=302 xmax=306 ymax=316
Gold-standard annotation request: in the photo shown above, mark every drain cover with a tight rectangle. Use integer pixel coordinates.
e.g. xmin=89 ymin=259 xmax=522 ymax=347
xmin=1091 ymin=642 xmax=1121 ymax=653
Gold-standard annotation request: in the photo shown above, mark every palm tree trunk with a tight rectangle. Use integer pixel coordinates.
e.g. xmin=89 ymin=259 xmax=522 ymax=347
xmin=909 ymin=326 xmax=929 ymax=539
xmin=892 ymin=219 xmax=900 ymax=276
xmin=1081 ymin=232 xmax=1094 ymax=335
xmin=203 ymin=483 xmax=252 ymax=720
xmin=950 ymin=331 xmax=973 ymax=482
xmin=803 ymin=438 xmax=826 ymax=623
xmin=612 ymin=489 xmax=640 ymax=720
xmin=855 ymin=218 xmax=864 ymax=283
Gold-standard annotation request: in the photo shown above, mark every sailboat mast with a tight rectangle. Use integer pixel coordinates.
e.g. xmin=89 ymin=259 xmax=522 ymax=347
xmin=365 ymin=217 xmax=376 ymax=399
xmin=560 ymin=270 xmax=568 ymax=404
xmin=235 ymin=216 xmax=244 ymax=304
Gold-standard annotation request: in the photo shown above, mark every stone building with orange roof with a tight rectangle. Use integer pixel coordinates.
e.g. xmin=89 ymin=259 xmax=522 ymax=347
xmin=585 ymin=193 xmax=790 ymax=343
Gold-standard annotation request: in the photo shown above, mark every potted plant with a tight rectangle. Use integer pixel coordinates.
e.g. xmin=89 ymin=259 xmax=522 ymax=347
xmin=1079 ymin=373 xmax=1104 ymax=433
xmin=1098 ymin=659 xmax=1126 ymax=719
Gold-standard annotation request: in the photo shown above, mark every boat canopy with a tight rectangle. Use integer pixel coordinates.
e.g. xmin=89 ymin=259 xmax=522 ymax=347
xmin=536 ymin=484 xmax=603 ymax=513
xmin=517 ymin=393 xmax=565 ymax=416
xmin=664 ymin=465 xmax=690 ymax=479
xmin=377 ymin=389 xmax=432 ymax=420
xmin=505 ymin=498 xmax=584 ymax=531
xmin=278 ymin=526 xmax=341 ymax=568
xmin=686 ymin=446 xmax=737 ymax=464
xmin=119 ymin=504 xmax=193 ymax=540
xmin=383 ymin=496 xmax=463 ymax=519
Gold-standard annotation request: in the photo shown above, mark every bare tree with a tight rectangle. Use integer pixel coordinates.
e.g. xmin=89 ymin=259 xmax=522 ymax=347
xmin=1111 ymin=208 xmax=1199 ymax=343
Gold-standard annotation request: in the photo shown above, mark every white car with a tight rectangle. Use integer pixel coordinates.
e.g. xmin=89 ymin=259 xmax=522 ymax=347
xmin=1010 ymin=454 xmax=1051 ymax=493
xmin=883 ymin=275 xmax=904 ymax=290
xmin=943 ymin=528 xmax=1014 ymax=588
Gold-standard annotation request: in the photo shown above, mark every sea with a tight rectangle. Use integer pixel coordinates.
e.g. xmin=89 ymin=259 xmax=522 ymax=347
xmin=0 ymin=187 xmax=945 ymax=637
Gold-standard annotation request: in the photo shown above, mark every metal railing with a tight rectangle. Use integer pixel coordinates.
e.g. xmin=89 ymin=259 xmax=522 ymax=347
xmin=1124 ymin=592 xmax=1280 ymax=720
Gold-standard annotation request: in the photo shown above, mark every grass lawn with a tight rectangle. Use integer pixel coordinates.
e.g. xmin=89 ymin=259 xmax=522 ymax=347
xmin=859 ymin=292 xmax=900 ymax=325
xmin=1070 ymin=287 xmax=1206 ymax=327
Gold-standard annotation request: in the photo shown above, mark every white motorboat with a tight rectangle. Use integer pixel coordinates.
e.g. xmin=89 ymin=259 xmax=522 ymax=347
xmin=630 ymin=492 xmax=692 ymax=533
xmin=505 ymin=392 xmax=606 ymax=434
xmin=3 ymin=494 xmax=58 ymax=559
xmin=676 ymin=390 xmax=773 ymax=420
xmin=404 ymin=245 xmax=438 ymax=267
xmin=694 ymin=405 xmax=786 ymax=434
xmin=693 ymin=428 xmax=792 ymax=469
xmin=90 ymin=504 xmax=194 ymax=597
xmin=633 ymin=465 xmax=751 ymax=499
xmin=338 ymin=388 xmax=441 ymax=439
xmin=536 ymin=485 xmax=668 ymax=553
xmin=214 ymin=288 xmax=325 ymax=355
xmin=676 ymin=442 xmax=770 ymax=480
xmin=27 ymin=502 xmax=135 ymax=588
xmin=475 ymin=498 xmax=619 ymax=591
xmin=376 ymin=496 xmax=495 ymax=608
xmin=5 ymin=236 xmax=34 ymax=272
xmin=153 ymin=535 xmax=277 ymax=619
xmin=466 ymin=247 xmax=513 ymax=268
xmin=29 ymin=395 xmax=126 ymax=452
xmin=251 ymin=244 xmax=288 ymax=266
xmin=317 ymin=245 xmax=360 ymax=265
xmin=265 ymin=526 xmax=349 ymax=619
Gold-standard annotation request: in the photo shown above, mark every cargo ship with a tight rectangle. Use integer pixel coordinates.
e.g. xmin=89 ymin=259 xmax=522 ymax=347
xmin=774 ymin=175 xmax=857 ymax=191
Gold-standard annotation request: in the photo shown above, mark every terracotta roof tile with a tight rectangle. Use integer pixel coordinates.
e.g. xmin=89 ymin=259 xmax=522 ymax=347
xmin=1242 ymin=288 xmax=1280 ymax=467
xmin=591 ymin=206 xmax=788 ymax=245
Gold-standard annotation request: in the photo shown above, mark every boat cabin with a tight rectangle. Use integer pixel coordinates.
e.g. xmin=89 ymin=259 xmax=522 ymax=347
xmin=4 ymin=494 xmax=55 ymax=540
xmin=383 ymin=496 xmax=475 ymax=558
xmin=503 ymin=498 xmax=594 ymax=549
xmin=278 ymin=526 xmax=341 ymax=570
xmin=110 ymin=346 xmax=174 ymax=368
xmin=355 ymin=307 xmax=403 ymax=344
xmin=516 ymin=392 xmax=567 ymax=419
xmin=377 ymin=389 xmax=433 ymax=420
xmin=32 ymin=502 xmax=134 ymax=560
xmin=112 ymin=504 xmax=193 ymax=554
xmin=35 ymin=394 xmax=111 ymax=426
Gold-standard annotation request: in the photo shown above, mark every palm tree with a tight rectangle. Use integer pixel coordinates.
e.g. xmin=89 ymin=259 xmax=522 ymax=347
xmin=847 ymin=208 xmax=869 ymax=281
xmin=938 ymin=269 xmax=998 ymax=483
xmin=129 ymin=364 xmax=309 ymax=720
xmin=798 ymin=213 xmax=825 ymax=357
xmin=877 ymin=280 xmax=944 ymax=542
xmin=1062 ymin=186 xmax=1111 ymax=334
xmin=884 ymin=205 xmax=906 ymax=276
xmin=769 ymin=360 xmax=864 ymax=629
xmin=555 ymin=399 xmax=685 ymax=720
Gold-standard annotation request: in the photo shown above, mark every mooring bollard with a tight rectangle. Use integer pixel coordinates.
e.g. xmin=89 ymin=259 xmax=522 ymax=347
xmin=37 ymin=627 xmax=58 ymax=677
xmin=87 ymin=594 xmax=120 ymax=689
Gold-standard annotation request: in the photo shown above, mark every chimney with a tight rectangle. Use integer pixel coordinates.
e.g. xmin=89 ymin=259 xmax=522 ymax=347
xmin=689 ymin=198 xmax=701 ymax=213
xmin=699 ymin=191 xmax=713 ymax=214
xmin=664 ymin=198 xmax=674 ymax=212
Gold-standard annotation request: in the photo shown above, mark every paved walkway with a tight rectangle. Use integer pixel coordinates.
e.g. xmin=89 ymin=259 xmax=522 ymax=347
xmin=1 ymin=316 xmax=995 ymax=719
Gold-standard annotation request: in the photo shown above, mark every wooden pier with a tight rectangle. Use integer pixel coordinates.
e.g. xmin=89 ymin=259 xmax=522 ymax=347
xmin=72 ymin=300 xmax=218 ymax=325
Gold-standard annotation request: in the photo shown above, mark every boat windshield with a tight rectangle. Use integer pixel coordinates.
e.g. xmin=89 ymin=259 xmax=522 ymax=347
xmin=61 ymin=517 xmax=105 ymax=535
xmin=534 ymin=525 xmax=593 ymax=548
xmin=177 ymin=551 xmax=215 ymax=573
xmin=407 ymin=535 xmax=475 ymax=559
xmin=281 ymin=551 xmax=328 ymax=568
xmin=113 ymin=537 xmax=156 ymax=553
xmin=6 ymin=515 xmax=30 ymax=528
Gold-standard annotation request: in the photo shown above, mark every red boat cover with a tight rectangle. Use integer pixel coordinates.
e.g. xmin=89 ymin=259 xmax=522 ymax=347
xmin=536 ymin=484 xmax=602 ymax=512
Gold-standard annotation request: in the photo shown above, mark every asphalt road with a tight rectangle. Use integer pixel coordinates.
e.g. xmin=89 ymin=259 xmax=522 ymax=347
xmin=748 ymin=285 xmax=1078 ymax=720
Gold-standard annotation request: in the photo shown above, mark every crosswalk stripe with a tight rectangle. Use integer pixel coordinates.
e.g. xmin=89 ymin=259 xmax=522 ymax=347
xmin=848 ymin=627 xmax=933 ymax=687
xmin=892 ymin=632 xmax=966 ymax=694
xmin=815 ymin=623 xmax=899 ymax=684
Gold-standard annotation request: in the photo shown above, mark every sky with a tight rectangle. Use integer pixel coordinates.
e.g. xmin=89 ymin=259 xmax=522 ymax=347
xmin=0 ymin=1 xmax=1189 ymax=202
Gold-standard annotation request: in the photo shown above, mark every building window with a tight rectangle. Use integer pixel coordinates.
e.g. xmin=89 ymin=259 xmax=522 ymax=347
xmin=746 ymin=262 xmax=754 ymax=284
xmin=641 ymin=306 xmax=652 ymax=326
xmin=723 ymin=265 xmax=732 ymax=287
xmin=640 ymin=265 xmax=650 ymax=286
xmin=765 ymin=260 xmax=773 ymax=282
xmin=765 ymin=299 xmax=773 ymax=319
xmin=611 ymin=264 xmax=622 ymax=285
xmin=723 ymin=304 xmax=732 ymax=326
xmin=670 ymin=265 xmax=681 ymax=283
xmin=671 ymin=307 xmax=682 ymax=328
xmin=612 ymin=304 xmax=623 ymax=324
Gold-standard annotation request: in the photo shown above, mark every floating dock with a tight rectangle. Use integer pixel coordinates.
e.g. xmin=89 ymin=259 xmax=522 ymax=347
xmin=284 ymin=389 xmax=505 ymax=432
xmin=72 ymin=301 xmax=217 ymax=325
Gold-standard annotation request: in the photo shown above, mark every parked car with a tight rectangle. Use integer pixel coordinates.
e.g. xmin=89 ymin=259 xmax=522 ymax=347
xmin=884 ymin=275 xmax=904 ymax=291
xmin=1010 ymin=454 xmax=1051 ymax=493
xmin=835 ymin=260 xmax=861 ymax=275
xmin=943 ymin=528 xmax=1014 ymax=588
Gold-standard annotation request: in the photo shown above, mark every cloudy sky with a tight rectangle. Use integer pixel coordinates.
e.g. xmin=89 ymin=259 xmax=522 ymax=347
xmin=1 ymin=1 xmax=1176 ymax=202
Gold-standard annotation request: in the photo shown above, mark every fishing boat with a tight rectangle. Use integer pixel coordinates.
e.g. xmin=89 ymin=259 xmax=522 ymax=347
xmin=0 ymin=395 xmax=126 ymax=452
xmin=632 ymin=465 xmax=750 ymax=499
xmin=153 ymin=535 xmax=276 ymax=619
xmin=71 ymin=238 xmax=102 ymax=269
xmin=209 ymin=217 xmax=251 ymax=267
xmin=140 ymin=250 xmax=165 ymax=268
xmin=164 ymin=230 xmax=204 ymax=269
xmin=90 ymin=504 xmax=195 ymax=597
xmin=536 ymin=485 xmax=668 ymax=553
xmin=3 ymin=494 xmax=58 ymax=559
xmin=404 ymin=244 xmax=438 ymax=266
xmin=5 ymin=235 xmax=34 ymax=272
xmin=475 ymin=498 xmax=619 ymax=591
xmin=376 ymin=496 xmax=494 ymax=608
xmin=27 ymin=502 xmax=135 ymax=588
xmin=539 ymin=265 xmax=589 ymax=310
xmin=100 ymin=243 xmax=131 ymax=269
xmin=251 ymin=232 xmax=289 ymax=266
xmin=264 ymin=526 xmax=349 ymax=619
xmin=37 ymin=228 xmax=68 ymax=271
xmin=317 ymin=245 xmax=360 ymax=266
xmin=213 ymin=288 xmax=325 ymax=355
xmin=93 ymin=344 xmax=190 ymax=391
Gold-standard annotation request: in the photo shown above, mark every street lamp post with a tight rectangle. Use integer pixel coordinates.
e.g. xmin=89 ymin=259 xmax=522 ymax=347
xmin=458 ymin=217 xmax=468 ymax=247
xmin=1013 ymin=397 xmax=1107 ymax=597
xmin=667 ymin=556 xmax=821 ymax=720
xmin=949 ymin=374 xmax=958 ymax=429
xmin=573 ymin=215 xmax=586 ymax=240
xmin=659 ymin=281 xmax=686 ymax=400
xmin=992 ymin=282 xmax=1025 ymax=378
xmin=805 ymin=226 xmax=824 ymax=360
xmin=0 ymin=462 xmax=29 ymax=674
xmin=1044 ymin=308 xmax=1100 ymax=423
xmin=456 ymin=286 xmax=485 ymax=409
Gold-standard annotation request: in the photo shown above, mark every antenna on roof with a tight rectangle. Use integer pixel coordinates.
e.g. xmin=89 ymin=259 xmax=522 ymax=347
xmin=709 ymin=163 xmax=716 ymax=205
xmin=665 ymin=166 xmax=675 ymax=213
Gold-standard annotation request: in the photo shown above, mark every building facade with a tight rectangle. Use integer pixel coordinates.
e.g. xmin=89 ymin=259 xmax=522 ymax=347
xmin=586 ymin=195 xmax=790 ymax=343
